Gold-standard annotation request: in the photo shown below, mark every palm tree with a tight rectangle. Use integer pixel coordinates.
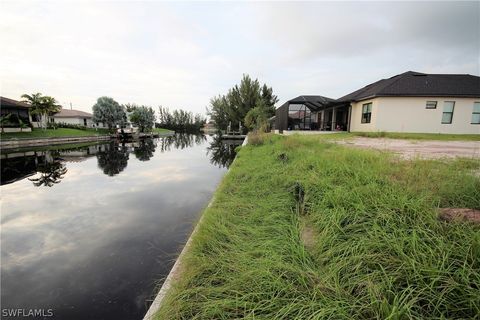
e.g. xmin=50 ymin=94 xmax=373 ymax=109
xmin=0 ymin=113 xmax=12 ymax=133
xmin=21 ymin=93 xmax=61 ymax=130
xmin=41 ymin=96 xmax=62 ymax=129
xmin=21 ymin=93 xmax=43 ymax=128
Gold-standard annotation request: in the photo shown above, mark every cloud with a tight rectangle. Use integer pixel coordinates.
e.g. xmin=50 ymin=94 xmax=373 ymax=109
xmin=0 ymin=1 xmax=478 ymax=113
xmin=251 ymin=2 xmax=479 ymax=61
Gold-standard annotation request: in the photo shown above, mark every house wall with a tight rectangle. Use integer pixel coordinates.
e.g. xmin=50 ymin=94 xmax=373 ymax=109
xmin=54 ymin=117 xmax=94 ymax=127
xmin=3 ymin=127 xmax=32 ymax=133
xmin=349 ymin=99 xmax=379 ymax=132
xmin=349 ymin=97 xmax=480 ymax=134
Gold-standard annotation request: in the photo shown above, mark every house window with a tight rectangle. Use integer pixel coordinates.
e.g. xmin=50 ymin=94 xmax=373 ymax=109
xmin=84 ymin=118 xmax=87 ymax=126
xmin=426 ymin=101 xmax=437 ymax=109
xmin=361 ymin=103 xmax=372 ymax=123
xmin=472 ymin=102 xmax=480 ymax=124
xmin=441 ymin=101 xmax=455 ymax=124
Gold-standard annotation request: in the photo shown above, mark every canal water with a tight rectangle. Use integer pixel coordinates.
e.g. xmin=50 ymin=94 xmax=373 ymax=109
xmin=1 ymin=134 xmax=241 ymax=320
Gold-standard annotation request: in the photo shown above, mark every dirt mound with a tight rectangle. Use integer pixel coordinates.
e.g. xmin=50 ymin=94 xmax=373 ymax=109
xmin=439 ymin=208 xmax=480 ymax=224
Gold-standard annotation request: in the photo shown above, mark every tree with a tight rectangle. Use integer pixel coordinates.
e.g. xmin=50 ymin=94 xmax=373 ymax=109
xmin=123 ymin=103 xmax=138 ymax=113
xmin=0 ymin=114 xmax=13 ymax=133
xmin=92 ymin=97 xmax=126 ymax=130
xmin=21 ymin=93 xmax=61 ymax=130
xmin=207 ymin=74 xmax=278 ymax=132
xmin=157 ymin=106 xmax=206 ymax=133
xmin=244 ymin=100 xmax=269 ymax=132
xmin=129 ymin=106 xmax=155 ymax=133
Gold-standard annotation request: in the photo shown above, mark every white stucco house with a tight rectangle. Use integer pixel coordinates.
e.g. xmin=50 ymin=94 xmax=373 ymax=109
xmin=275 ymin=71 xmax=480 ymax=134
xmin=52 ymin=109 xmax=94 ymax=127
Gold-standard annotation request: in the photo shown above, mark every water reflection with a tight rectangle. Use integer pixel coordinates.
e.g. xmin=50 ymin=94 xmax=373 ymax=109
xmin=1 ymin=135 xmax=243 ymax=188
xmin=97 ymin=143 xmax=130 ymax=176
xmin=29 ymin=153 xmax=68 ymax=187
xmin=1 ymin=134 xmax=230 ymax=320
xmin=1 ymin=152 xmax=44 ymax=185
xmin=158 ymin=133 xmax=206 ymax=152
xmin=134 ymin=139 xmax=157 ymax=161
xmin=207 ymin=135 xmax=243 ymax=168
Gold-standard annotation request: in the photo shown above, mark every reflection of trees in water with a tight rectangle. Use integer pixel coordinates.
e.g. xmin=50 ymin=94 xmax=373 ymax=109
xmin=158 ymin=133 xmax=207 ymax=152
xmin=96 ymin=135 xmax=207 ymax=176
xmin=29 ymin=152 xmax=68 ymax=187
xmin=207 ymin=135 xmax=242 ymax=168
xmin=134 ymin=138 xmax=157 ymax=161
xmin=96 ymin=143 xmax=129 ymax=176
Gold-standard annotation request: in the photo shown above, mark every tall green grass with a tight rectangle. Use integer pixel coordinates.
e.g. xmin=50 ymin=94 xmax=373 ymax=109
xmin=156 ymin=134 xmax=480 ymax=319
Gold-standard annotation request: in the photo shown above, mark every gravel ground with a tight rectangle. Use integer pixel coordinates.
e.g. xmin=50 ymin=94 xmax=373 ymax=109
xmin=337 ymin=137 xmax=480 ymax=159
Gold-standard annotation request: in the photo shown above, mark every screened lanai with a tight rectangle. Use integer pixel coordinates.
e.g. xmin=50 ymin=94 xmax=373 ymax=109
xmin=274 ymin=95 xmax=350 ymax=132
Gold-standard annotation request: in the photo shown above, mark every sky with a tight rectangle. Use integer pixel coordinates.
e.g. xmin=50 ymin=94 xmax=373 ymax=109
xmin=1 ymin=1 xmax=479 ymax=115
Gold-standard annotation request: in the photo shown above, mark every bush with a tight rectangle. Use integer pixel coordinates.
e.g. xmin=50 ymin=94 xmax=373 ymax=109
xmin=48 ymin=122 xmax=87 ymax=130
xmin=248 ymin=131 xmax=268 ymax=146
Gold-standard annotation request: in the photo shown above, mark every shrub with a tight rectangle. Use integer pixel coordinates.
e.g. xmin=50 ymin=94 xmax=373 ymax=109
xmin=248 ymin=131 xmax=268 ymax=146
xmin=49 ymin=122 xmax=87 ymax=130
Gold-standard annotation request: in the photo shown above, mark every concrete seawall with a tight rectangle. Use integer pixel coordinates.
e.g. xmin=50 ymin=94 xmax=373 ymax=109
xmin=143 ymin=136 xmax=248 ymax=320
xmin=0 ymin=132 xmax=175 ymax=150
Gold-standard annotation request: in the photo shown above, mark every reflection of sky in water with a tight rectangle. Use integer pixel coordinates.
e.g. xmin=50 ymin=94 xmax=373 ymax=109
xmin=1 ymin=136 xmax=227 ymax=320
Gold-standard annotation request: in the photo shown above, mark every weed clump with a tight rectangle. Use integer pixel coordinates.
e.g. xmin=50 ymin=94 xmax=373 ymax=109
xmin=248 ymin=131 xmax=268 ymax=146
xmin=277 ymin=152 xmax=288 ymax=163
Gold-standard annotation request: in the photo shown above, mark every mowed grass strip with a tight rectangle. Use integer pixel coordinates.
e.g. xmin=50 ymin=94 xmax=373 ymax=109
xmin=0 ymin=127 xmax=111 ymax=139
xmin=156 ymin=134 xmax=480 ymax=319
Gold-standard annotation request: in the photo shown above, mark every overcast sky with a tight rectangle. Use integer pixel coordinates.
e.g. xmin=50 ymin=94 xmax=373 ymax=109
xmin=1 ymin=1 xmax=479 ymax=115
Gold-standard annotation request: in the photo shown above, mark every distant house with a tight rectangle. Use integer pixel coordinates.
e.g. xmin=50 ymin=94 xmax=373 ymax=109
xmin=0 ymin=96 xmax=32 ymax=132
xmin=202 ymin=120 xmax=217 ymax=133
xmin=275 ymin=71 xmax=480 ymax=134
xmin=52 ymin=109 xmax=94 ymax=127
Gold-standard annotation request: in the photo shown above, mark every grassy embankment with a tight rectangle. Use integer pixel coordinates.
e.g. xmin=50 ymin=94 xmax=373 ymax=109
xmin=1 ymin=127 xmax=173 ymax=139
xmin=156 ymin=133 xmax=479 ymax=319
xmin=0 ymin=128 xmax=111 ymax=139
xmin=352 ymin=131 xmax=480 ymax=141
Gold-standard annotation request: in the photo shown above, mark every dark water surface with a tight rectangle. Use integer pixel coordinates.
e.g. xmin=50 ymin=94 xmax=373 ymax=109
xmin=1 ymin=134 xmax=241 ymax=320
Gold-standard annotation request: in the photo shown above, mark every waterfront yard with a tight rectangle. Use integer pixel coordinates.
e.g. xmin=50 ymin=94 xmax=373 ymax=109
xmin=0 ymin=127 xmax=174 ymax=139
xmin=156 ymin=133 xmax=480 ymax=319
xmin=0 ymin=127 xmax=111 ymax=139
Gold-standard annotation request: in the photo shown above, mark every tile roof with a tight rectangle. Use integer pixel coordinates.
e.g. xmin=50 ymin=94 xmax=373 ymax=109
xmin=54 ymin=109 xmax=92 ymax=118
xmin=0 ymin=96 xmax=31 ymax=108
xmin=338 ymin=71 xmax=480 ymax=102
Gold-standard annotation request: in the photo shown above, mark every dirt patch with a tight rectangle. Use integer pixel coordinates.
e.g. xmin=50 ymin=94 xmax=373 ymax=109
xmin=439 ymin=208 xmax=480 ymax=224
xmin=337 ymin=137 xmax=480 ymax=159
xmin=301 ymin=225 xmax=317 ymax=250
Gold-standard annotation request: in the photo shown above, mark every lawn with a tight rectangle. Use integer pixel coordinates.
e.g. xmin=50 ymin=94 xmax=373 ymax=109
xmin=0 ymin=128 xmax=111 ymax=139
xmin=352 ymin=131 xmax=480 ymax=141
xmin=155 ymin=133 xmax=480 ymax=319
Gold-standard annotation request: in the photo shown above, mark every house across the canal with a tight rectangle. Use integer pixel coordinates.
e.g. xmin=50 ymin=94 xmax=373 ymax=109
xmin=274 ymin=71 xmax=480 ymax=134
xmin=52 ymin=108 xmax=94 ymax=127
xmin=0 ymin=96 xmax=33 ymax=132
